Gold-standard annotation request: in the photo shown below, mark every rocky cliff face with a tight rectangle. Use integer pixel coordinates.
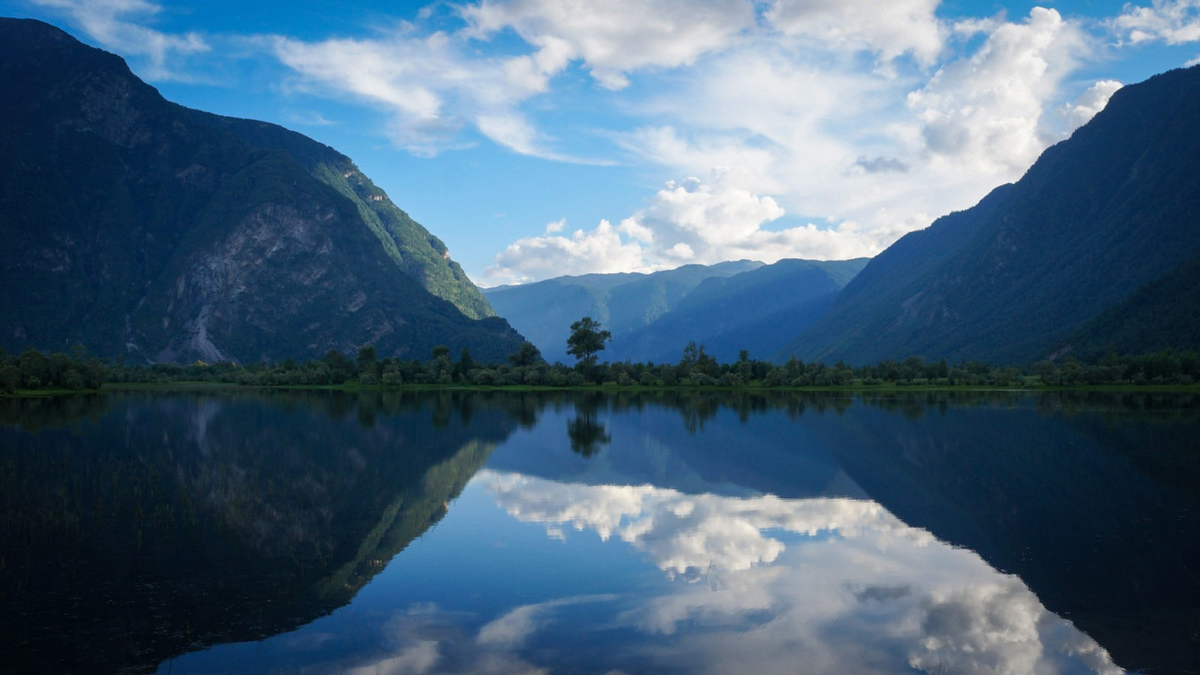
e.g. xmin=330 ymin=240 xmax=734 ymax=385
xmin=0 ymin=18 xmax=521 ymax=363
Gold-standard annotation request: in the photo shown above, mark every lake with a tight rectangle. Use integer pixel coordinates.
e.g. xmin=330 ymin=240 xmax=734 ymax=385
xmin=1 ymin=390 xmax=1198 ymax=674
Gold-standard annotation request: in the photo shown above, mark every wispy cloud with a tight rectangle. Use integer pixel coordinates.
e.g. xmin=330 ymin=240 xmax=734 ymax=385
xmin=28 ymin=0 xmax=209 ymax=81
xmin=271 ymin=26 xmax=609 ymax=162
xmin=1112 ymin=0 xmax=1200 ymax=45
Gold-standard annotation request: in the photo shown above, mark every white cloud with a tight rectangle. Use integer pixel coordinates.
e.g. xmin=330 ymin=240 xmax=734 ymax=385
xmin=272 ymin=27 xmax=573 ymax=158
xmin=766 ymin=0 xmax=946 ymax=69
xmin=29 ymin=0 xmax=209 ymax=80
xmin=483 ymin=169 xmax=889 ymax=285
xmin=907 ymin=8 xmax=1095 ymax=173
xmin=541 ymin=7 xmax=1116 ymax=287
xmin=461 ymin=0 xmax=757 ymax=89
xmin=484 ymin=218 xmax=650 ymax=286
xmin=1053 ymin=79 xmax=1123 ymax=137
xmin=618 ymin=126 xmax=785 ymax=194
xmin=629 ymin=172 xmax=786 ymax=254
xmin=1113 ymin=0 xmax=1200 ymax=45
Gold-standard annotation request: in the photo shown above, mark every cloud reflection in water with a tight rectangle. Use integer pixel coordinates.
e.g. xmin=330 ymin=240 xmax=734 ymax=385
xmin=197 ymin=470 xmax=1124 ymax=675
xmin=479 ymin=470 xmax=1123 ymax=675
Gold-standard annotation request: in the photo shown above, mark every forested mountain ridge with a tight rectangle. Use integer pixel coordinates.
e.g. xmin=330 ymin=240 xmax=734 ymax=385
xmin=484 ymin=260 xmax=763 ymax=363
xmin=787 ymin=64 xmax=1200 ymax=365
xmin=608 ymin=258 xmax=869 ymax=364
xmin=1061 ymin=247 xmax=1200 ymax=357
xmin=0 ymin=18 xmax=521 ymax=363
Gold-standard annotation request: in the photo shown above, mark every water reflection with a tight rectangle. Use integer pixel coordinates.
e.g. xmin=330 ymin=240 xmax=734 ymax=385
xmin=1 ymin=390 xmax=1198 ymax=673
xmin=0 ymin=391 xmax=524 ymax=674
xmin=567 ymin=394 xmax=611 ymax=458
xmin=483 ymin=472 xmax=1123 ymax=674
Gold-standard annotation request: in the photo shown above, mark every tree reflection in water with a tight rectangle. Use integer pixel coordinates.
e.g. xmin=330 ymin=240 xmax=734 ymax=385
xmin=567 ymin=394 xmax=610 ymax=457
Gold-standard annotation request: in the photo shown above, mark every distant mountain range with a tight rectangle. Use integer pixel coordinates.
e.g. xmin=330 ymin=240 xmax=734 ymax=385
xmin=616 ymin=258 xmax=868 ymax=364
xmin=486 ymin=258 xmax=867 ymax=364
xmin=0 ymin=18 xmax=523 ymax=364
xmin=485 ymin=260 xmax=762 ymax=363
xmin=789 ymin=64 xmax=1200 ymax=365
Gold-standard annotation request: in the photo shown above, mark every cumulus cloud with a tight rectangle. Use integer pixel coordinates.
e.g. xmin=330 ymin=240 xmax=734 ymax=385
xmin=553 ymin=7 xmax=1119 ymax=288
xmin=766 ymin=0 xmax=946 ymax=69
xmin=1113 ymin=0 xmax=1200 ymax=45
xmin=907 ymin=8 xmax=1095 ymax=173
xmin=1053 ymin=79 xmax=1124 ymax=137
xmin=484 ymin=218 xmax=650 ymax=286
xmin=461 ymin=0 xmax=756 ymax=89
xmin=483 ymin=169 xmax=888 ymax=285
xmin=28 ymin=0 xmax=209 ymax=80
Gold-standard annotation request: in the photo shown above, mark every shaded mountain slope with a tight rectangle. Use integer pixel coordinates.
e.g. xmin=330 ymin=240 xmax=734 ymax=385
xmin=608 ymin=258 xmax=869 ymax=364
xmin=788 ymin=65 xmax=1200 ymax=365
xmin=484 ymin=260 xmax=762 ymax=362
xmin=0 ymin=18 xmax=518 ymax=363
xmin=1061 ymin=247 xmax=1200 ymax=357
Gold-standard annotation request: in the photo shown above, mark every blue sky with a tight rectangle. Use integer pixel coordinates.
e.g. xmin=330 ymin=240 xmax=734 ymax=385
xmin=5 ymin=0 xmax=1200 ymax=285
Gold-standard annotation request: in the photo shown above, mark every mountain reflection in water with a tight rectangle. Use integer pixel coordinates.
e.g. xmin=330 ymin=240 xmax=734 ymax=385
xmin=0 ymin=390 xmax=1197 ymax=674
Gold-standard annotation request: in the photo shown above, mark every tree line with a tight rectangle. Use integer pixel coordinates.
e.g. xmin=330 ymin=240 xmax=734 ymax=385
xmin=3 ymin=322 xmax=1199 ymax=394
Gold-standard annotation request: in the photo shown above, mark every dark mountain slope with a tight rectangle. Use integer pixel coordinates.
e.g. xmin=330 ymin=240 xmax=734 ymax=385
xmin=196 ymin=112 xmax=494 ymax=320
xmin=1062 ymin=247 xmax=1200 ymax=357
xmin=609 ymin=258 xmax=868 ymax=364
xmin=0 ymin=18 xmax=519 ymax=363
xmin=484 ymin=260 xmax=762 ymax=362
xmin=789 ymin=65 xmax=1200 ymax=365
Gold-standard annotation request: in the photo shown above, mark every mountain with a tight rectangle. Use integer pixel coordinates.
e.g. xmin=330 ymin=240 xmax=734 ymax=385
xmin=609 ymin=258 xmax=868 ymax=364
xmin=484 ymin=260 xmax=763 ymax=362
xmin=1062 ymin=247 xmax=1200 ymax=357
xmin=0 ymin=18 xmax=522 ymax=363
xmin=786 ymin=65 xmax=1200 ymax=365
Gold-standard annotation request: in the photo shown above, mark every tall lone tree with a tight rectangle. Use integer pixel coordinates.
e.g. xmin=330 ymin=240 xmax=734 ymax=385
xmin=567 ymin=317 xmax=611 ymax=367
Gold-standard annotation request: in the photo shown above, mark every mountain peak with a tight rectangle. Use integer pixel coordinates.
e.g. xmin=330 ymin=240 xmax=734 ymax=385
xmin=0 ymin=17 xmax=521 ymax=363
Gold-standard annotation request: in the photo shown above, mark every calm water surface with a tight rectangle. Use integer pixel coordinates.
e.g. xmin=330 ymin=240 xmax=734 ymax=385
xmin=1 ymin=390 xmax=1198 ymax=674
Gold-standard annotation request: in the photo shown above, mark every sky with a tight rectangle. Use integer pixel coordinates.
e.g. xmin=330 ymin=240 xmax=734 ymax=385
xmin=5 ymin=0 xmax=1200 ymax=286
